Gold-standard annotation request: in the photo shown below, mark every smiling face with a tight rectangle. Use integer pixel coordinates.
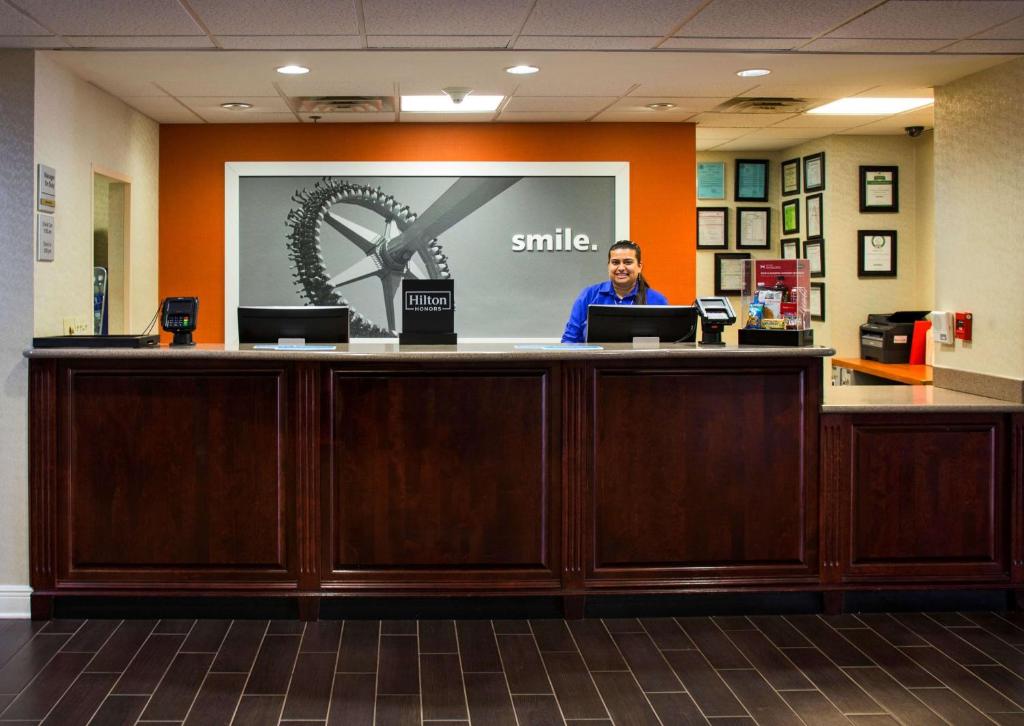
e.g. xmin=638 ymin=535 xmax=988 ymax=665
xmin=607 ymin=247 xmax=642 ymax=296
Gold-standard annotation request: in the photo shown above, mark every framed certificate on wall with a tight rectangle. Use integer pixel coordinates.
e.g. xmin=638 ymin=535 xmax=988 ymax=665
xmin=858 ymin=230 xmax=897 ymax=276
xmin=735 ymin=159 xmax=769 ymax=202
xmin=697 ymin=207 xmax=729 ymax=249
xmin=736 ymin=207 xmax=771 ymax=249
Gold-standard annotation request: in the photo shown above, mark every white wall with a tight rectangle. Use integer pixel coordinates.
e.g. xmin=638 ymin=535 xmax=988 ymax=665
xmin=0 ymin=50 xmax=35 ymax=617
xmin=934 ymin=57 xmax=1024 ymax=382
xmin=34 ymin=52 xmax=160 ymax=337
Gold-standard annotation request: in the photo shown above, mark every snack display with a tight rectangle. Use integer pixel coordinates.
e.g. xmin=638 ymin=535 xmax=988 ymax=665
xmin=741 ymin=259 xmax=811 ymax=331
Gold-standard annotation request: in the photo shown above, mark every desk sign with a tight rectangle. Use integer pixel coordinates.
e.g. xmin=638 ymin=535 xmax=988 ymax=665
xmin=37 ymin=164 xmax=55 ymax=212
xmin=36 ymin=214 xmax=54 ymax=261
xmin=400 ymin=278 xmax=456 ymax=345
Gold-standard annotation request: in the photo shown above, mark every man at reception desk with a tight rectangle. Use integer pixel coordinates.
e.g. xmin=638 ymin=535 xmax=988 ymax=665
xmin=561 ymin=239 xmax=669 ymax=343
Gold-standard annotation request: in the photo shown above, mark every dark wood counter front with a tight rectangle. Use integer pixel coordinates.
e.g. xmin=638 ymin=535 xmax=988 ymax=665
xmin=26 ymin=346 xmax=1023 ymax=618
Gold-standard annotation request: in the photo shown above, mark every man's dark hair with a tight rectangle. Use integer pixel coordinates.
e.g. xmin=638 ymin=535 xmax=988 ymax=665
xmin=608 ymin=240 xmax=650 ymax=304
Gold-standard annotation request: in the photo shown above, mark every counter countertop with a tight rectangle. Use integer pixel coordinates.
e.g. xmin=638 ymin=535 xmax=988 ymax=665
xmin=823 ymin=385 xmax=1024 ymax=413
xmin=25 ymin=341 xmax=835 ymax=361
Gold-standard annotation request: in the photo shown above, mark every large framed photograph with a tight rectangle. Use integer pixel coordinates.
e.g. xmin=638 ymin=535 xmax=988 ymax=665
xmin=803 ymin=152 xmax=825 ymax=193
xmin=858 ymin=230 xmax=897 ymax=277
xmin=781 ymin=157 xmax=801 ymax=197
xmin=781 ymin=198 xmax=800 ymax=235
xmin=781 ymin=238 xmax=800 ymax=260
xmin=736 ymin=207 xmax=771 ymax=249
xmin=714 ymin=252 xmax=750 ymax=296
xmin=697 ymin=161 xmax=726 ymax=200
xmin=810 ymin=282 xmax=825 ymax=321
xmin=735 ymin=159 xmax=769 ymax=202
xmin=697 ymin=207 xmax=729 ymax=249
xmin=803 ymin=238 xmax=825 ymax=278
xmin=805 ymin=193 xmax=823 ymax=239
xmin=860 ymin=165 xmax=899 ymax=213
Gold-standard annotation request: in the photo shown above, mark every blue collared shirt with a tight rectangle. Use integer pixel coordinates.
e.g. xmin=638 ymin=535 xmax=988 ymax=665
xmin=561 ymin=280 xmax=669 ymax=343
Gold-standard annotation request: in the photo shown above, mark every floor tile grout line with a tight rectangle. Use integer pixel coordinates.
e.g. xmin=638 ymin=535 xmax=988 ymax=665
xmin=531 ymin=624 xmax=570 ymax=726
xmin=960 ymin=611 xmax=1024 ymax=653
xmin=454 ymin=620 xmax=473 ymax=725
xmin=272 ymin=621 xmax=305 ymax=722
xmin=600 ymin=617 xmax=669 ymax=726
xmin=371 ymin=620 xmax=381 ymax=726
xmin=124 ymin=620 xmax=196 ymax=723
xmin=563 ymin=621 xmax=613 ymax=723
xmin=322 ymin=619 xmax=345 ymax=726
xmin=685 ymin=616 xmax=772 ymax=724
xmin=227 ymin=619 xmax=270 ymax=726
xmin=418 ymin=620 xmax=424 ymax=724
xmin=490 ymin=619 xmax=523 ymax=726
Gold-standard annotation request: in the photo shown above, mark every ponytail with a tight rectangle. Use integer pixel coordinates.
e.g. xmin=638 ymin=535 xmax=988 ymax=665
xmin=635 ymin=273 xmax=649 ymax=305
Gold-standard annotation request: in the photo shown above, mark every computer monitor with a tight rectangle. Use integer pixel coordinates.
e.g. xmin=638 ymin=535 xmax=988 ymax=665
xmin=586 ymin=304 xmax=698 ymax=343
xmin=237 ymin=306 xmax=350 ymax=344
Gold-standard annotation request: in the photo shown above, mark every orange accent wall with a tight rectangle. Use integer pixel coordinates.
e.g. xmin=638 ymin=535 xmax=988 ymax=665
xmin=159 ymin=123 xmax=696 ymax=342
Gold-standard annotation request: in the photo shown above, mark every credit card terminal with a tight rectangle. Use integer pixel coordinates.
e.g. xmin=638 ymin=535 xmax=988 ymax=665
xmin=161 ymin=297 xmax=199 ymax=346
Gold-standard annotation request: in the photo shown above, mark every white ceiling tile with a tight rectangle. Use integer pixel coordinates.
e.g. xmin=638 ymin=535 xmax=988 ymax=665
xmin=497 ymin=111 xmax=595 ymax=121
xmin=0 ymin=2 xmax=50 ymax=34
xmin=659 ymin=37 xmax=804 ymax=50
xmin=940 ymin=38 xmax=1024 ymax=52
xmin=65 ymin=36 xmax=216 ymax=48
xmin=828 ymin=1 xmax=1024 ymax=39
xmin=611 ymin=96 xmax=729 ymax=112
xmin=715 ymin=136 xmax=814 ymax=151
xmin=838 ymin=121 xmax=928 ymax=135
xmin=738 ymin=84 xmax=872 ymax=99
xmin=514 ymin=35 xmax=660 ymax=49
xmin=402 ymin=113 xmax=497 ymax=122
xmin=676 ymin=0 xmax=881 ymax=38
xmin=122 ymin=96 xmax=203 ymax=122
xmin=367 ymin=35 xmax=510 ymax=48
xmin=363 ymin=0 xmax=532 ymax=35
xmin=851 ymin=86 xmax=934 ymax=98
xmin=12 ymin=0 xmax=203 ymax=35
xmin=695 ymin=127 xmax=750 ymax=140
xmin=504 ymin=96 xmax=615 ymax=112
xmin=593 ymin=111 xmax=697 ymax=122
xmin=193 ymin=110 xmax=297 ymax=123
xmin=178 ymin=96 xmax=293 ymax=113
xmin=799 ymin=38 xmax=952 ymax=52
xmin=974 ymin=14 xmax=1024 ymax=39
xmin=217 ymin=35 xmax=363 ymax=50
xmin=771 ymin=113 xmax=882 ymax=128
xmin=187 ymin=0 xmax=359 ymax=35
xmin=690 ymin=112 xmax=797 ymax=127
xmin=0 ymin=34 xmax=65 ymax=47
xmin=522 ymin=0 xmax=703 ymax=36
xmin=301 ymin=113 xmax=397 ymax=123
xmin=842 ymin=105 xmax=935 ymax=129
xmin=748 ymin=126 xmax=845 ymax=139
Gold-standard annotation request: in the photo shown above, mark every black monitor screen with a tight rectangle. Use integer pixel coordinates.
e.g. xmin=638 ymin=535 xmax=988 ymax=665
xmin=586 ymin=304 xmax=698 ymax=343
xmin=238 ymin=306 xmax=350 ymax=344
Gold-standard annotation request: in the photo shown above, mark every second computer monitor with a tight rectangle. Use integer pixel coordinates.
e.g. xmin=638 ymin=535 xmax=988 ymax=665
xmin=586 ymin=304 xmax=698 ymax=343
xmin=238 ymin=305 xmax=350 ymax=344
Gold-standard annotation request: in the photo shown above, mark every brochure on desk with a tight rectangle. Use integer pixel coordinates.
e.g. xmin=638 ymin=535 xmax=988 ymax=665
xmin=228 ymin=162 xmax=628 ymax=342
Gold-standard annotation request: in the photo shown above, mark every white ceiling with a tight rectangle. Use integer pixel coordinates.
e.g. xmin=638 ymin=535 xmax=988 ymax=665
xmin=2 ymin=0 xmax=1023 ymax=149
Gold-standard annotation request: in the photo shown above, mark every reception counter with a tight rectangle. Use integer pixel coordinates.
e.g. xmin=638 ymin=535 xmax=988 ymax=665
xmin=25 ymin=344 xmax=1023 ymax=619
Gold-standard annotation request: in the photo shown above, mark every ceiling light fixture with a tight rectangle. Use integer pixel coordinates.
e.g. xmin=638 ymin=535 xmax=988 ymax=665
xmin=808 ymin=97 xmax=933 ymax=115
xmin=505 ymin=65 xmax=539 ymax=75
xmin=220 ymin=102 xmax=253 ymax=110
xmin=736 ymin=68 xmax=771 ymax=78
xmin=401 ymin=94 xmax=504 ymax=113
xmin=646 ymin=103 xmax=676 ymax=111
xmin=276 ymin=64 xmax=309 ymax=75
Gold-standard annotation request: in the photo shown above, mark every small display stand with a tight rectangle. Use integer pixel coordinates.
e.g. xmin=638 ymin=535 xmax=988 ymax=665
xmin=399 ymin=279 xmax=457 ymax=345
xmin=737 ymin=259 xmax=814 ymax=347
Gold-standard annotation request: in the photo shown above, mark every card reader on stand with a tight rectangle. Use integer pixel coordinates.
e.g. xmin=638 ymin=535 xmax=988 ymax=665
xmin=695 ymin=297 xmax=737 ymax=345
xmin=161 ymin=297 xmax=199 ymax=346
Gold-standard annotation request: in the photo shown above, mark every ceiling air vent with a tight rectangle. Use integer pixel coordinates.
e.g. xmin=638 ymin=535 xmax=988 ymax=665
xmin=291 ymin=96 xmax=395 ymax=114
xmin=714 ymin=97 xmax=813 ymax=114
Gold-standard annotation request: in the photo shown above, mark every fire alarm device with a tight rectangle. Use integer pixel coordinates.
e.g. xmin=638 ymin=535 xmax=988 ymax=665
xmin=955 ymin=312 xmax=972 ymax=341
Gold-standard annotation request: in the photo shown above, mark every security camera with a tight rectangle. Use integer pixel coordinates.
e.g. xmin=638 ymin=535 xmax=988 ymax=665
xmin=905 ymin=125 xmax=924 ymax=138
xmin=443 ymin=86 xmax=472 ymax=104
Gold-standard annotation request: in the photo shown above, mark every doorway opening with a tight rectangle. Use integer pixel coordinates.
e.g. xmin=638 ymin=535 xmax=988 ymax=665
xmin=93 ymin=170 xmax=131 ymax=334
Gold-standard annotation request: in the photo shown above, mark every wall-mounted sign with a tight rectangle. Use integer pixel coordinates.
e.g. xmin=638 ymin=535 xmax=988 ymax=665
xmin=37 ymin=213 xmax=54 ymax=261
xmin=37 ymin=164 xmax=55 ymax=212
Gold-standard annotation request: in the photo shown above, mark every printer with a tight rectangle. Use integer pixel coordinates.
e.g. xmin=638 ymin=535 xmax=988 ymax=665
xmin=860 ymin=311 xmax=930 ymax=363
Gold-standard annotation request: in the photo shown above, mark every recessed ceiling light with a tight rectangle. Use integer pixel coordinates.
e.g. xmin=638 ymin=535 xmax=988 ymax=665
xmin=646 ymin=103 xmax=676 ymax=111
xmin=276 ymin=65 xmax=309 ymax=75
xmin=401 ymin=95 xmax=504 ymax=113
xmin=808 ymin=97 xmax=933 ymax=115
xmin=505 ymin=65 xmax=539 ymax=75
xmin=220 ymin=102 xmax=253 ymax=110
xmin=736 ymin=68 xmax=771 ymax=78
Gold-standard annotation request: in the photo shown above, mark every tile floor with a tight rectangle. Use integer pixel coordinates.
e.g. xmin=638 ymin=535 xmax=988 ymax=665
xmin=3 ymin=612 xmax=1024 ymax=724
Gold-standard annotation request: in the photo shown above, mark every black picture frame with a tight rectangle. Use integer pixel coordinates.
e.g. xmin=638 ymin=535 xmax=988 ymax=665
xmin=810 ymin=282 xmax=825 ymax=321
xmin=859 ymin=165 xmax=899 ymax=213
xmin=734 ymin=159 xmax=769 ymax=202
xmin=696 ymin=207 xmax=729 ymax=249
xmin=803 ymin=152 xmax=825 ymax=193
xmin=858 ymin=230 xmax=898 ymax=277
xmin=736 ymin=207 xmax=771 ymax=250
xmin=714 ymin=252 xmax=750 ymax=296
xmin=781 ymin=238 xmax=800 ymax=260
xmin=781 ymin=157 xmax=801 ymax=197
xmin=805 ymin=193 xmax=823 ymax=239
xmin=803 ymin=238 xmax=825 ymax=278
xmin=781 ymin=198 xmax=800 ymax=235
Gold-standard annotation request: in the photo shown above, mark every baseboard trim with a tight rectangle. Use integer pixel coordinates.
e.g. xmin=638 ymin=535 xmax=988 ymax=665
xmin=0 ymin=585 xmax=32 ymax=619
